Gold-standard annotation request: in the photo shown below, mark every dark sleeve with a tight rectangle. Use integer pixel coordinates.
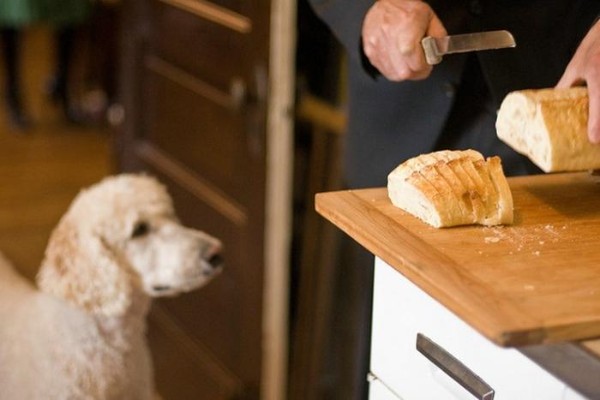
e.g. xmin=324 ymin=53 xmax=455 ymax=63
xmin=307 ymin=0 xmax=379 ymax=76
xmin=477 ymin=1 xmax=600 ymax=101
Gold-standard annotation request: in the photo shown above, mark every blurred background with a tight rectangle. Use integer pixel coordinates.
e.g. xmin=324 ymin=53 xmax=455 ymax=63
xmin=0 ymin=1 xmax=362 ymax=399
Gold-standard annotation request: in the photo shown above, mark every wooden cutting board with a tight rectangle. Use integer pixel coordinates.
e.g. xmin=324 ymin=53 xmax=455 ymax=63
xmin=315 ymin=172 xmax=600 ymax=347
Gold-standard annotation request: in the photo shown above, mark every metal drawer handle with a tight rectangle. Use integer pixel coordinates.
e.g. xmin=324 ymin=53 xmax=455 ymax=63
xmin=416 ymin=333 xmax=495 ymax=400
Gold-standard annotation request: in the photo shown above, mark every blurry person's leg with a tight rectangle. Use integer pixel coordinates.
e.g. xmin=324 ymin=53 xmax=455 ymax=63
xmin=48 ymin=26 xmax=80 ymax=122
xmin=1 ymin=27 xmax=29 ymax=130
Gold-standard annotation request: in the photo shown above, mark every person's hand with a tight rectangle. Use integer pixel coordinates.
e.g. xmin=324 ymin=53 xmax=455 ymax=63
xmin=361 ymin=0 xmax=446 ymax=81
xmin=557 ymin=21 xmax=600 ymax=144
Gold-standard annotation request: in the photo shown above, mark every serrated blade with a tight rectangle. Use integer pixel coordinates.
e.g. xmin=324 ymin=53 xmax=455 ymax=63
xmin=421 ymin=30 xmax=516 ymax=65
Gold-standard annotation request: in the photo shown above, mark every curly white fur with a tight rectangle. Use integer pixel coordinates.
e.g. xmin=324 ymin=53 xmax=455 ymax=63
xmin=0 ymin=174 xmax=223 ymax=399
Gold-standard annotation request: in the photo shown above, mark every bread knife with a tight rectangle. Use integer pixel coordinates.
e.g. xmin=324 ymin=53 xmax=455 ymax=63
xmin=421 ymin=30 xmax=516 ymax=65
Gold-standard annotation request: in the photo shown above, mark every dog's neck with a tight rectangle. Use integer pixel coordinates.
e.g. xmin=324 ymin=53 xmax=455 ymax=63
xmin=93 ymin=290 xmax=151 ymax=351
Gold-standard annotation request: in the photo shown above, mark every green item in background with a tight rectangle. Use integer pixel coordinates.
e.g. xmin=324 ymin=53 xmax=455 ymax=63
xmin=0 ymin=0 xmax=92 ymax=27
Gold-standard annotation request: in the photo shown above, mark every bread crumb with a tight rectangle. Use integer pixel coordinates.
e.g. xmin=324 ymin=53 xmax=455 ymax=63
xmin=481 ymin=223 xmax=569 ymax=253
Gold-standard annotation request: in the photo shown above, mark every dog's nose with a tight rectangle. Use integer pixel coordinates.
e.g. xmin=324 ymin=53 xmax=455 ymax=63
xmin=208 ymin=253 xmax=224 ymax=269
xmin=202 ymin=242 xmax=224 ymax=270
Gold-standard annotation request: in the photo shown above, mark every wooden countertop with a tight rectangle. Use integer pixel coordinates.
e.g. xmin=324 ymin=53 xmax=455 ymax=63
xmin=316 ymin=172 xmax=600 ymax=351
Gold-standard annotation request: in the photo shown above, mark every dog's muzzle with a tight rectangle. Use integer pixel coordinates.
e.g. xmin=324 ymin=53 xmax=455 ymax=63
xmin=151 ymin=242 xmax=224 ymax=294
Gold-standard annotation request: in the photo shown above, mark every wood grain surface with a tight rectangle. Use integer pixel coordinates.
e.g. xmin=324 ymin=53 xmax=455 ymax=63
xmin=316 ymin=172 xmax=600 ymax=348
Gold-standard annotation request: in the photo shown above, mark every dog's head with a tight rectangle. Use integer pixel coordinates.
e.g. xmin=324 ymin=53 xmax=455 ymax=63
xmin=37 ymin=174 xmax=223 ymax=317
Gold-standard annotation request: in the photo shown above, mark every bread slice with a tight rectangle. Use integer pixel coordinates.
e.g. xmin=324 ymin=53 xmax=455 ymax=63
xmin=496 ymin=87 xmax=600 ymax=172
xmin=387 ymin=150 xmax=513 ymax=228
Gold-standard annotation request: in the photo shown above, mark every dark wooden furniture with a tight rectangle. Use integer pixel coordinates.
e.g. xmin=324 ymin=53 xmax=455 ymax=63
xmin=115 ymin=0 xmax=279 ymax=398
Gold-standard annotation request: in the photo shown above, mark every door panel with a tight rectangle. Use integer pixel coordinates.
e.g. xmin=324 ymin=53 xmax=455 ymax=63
xmin=148 ymin=305 xmax=243 ymax=399
xmin=142 ymin=62 xmax=245 ymax=196
xmin=116 ymin=0 xmax=292 ymax=397
xmin=150 ymin=2 xmax=249 ymax=88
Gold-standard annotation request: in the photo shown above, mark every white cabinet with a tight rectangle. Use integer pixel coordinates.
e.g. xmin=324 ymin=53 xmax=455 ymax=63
xmin=369 ymin=258 xmax=587 ymax=400
xmin=368 ymin=373 xmax=402 ymax=400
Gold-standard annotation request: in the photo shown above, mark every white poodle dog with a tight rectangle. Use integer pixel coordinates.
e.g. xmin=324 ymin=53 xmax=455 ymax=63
xmin=0 ymin=174 xmax=223 ymax=399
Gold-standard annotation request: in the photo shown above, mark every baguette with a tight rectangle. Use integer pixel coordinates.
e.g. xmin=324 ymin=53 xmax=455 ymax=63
xmin=387 ymin=150 xmax=513 ymax=228
xmin=496 ymin=87 xmax=600 ymax=172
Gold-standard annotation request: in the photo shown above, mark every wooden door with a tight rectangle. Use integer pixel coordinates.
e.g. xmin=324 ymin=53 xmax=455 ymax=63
xmin=115 ymin=0 xmax=294 ymax=398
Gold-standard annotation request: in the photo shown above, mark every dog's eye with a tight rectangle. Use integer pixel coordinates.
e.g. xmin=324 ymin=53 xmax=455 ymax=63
xmin=131 ymin=221 xmax=150 ymax=238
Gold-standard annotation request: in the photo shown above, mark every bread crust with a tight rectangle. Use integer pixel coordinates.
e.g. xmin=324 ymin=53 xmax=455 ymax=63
xmin=387 ymin=150 xmax=513 ymax=228
xmin=496 ymin=87 xmax=600 ymax=172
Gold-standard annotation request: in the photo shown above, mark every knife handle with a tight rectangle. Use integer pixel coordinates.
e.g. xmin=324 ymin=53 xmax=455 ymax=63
xmin=421 ymin=36 xmax=442 ymax=65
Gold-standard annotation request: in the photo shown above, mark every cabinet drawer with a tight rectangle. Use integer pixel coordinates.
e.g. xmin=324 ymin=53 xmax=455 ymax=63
xmin=370 ymin=258 xmax=583 ymax=399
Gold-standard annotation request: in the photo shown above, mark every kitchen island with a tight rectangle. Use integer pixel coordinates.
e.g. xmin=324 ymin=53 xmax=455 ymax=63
xmin=316 ymin=172 xmax=600 ymax=399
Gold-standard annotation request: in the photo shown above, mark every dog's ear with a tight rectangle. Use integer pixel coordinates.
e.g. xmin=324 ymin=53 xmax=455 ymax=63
xmin=37 ymin=217 xmax=132 ymax=317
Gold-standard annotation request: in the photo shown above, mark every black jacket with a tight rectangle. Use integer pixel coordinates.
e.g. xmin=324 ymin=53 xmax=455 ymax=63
xmin=308 ymin=0 xmax=600 ymax=187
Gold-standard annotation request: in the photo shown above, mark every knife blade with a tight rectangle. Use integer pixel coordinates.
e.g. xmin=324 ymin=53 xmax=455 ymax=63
xmin=421 ymin=30 xmax=516 ymax=65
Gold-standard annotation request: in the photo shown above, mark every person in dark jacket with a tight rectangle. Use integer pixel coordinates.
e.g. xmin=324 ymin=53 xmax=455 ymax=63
xmin=305 ymin=1 xmax=600 ymax=398
xmin=0 ymin=0 xmax=91 ymax=130
xmin=310 ymin=0 xmax=600 ymax=187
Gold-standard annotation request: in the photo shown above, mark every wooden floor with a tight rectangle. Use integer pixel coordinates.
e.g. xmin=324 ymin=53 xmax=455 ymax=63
xmin=0 ymin=27 xmax=112 ymax=281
